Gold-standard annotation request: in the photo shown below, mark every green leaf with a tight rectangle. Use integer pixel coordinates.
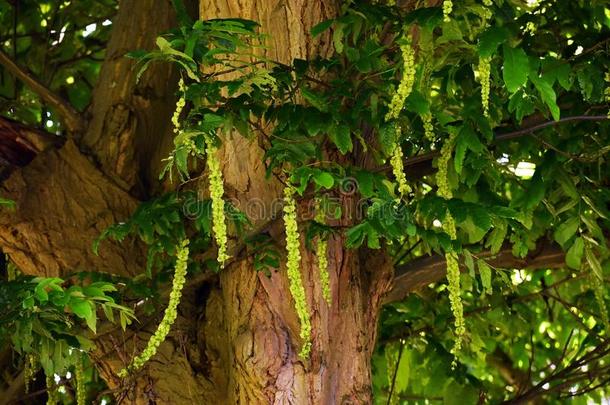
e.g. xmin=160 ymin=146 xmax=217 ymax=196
xmin=520 ymin=171 xmax=545 ymax=210
xmin=355 ymin=170 xmax=374 ymax=198
xmin=531 ymin=76 xmax=560 ymax=121
xmin=394 ymin=348 xmax=411 ymax=393
xmin=478 ymin=260 xmax=493 ymax=295
xmin=313 ymin=171 xmax=334 ymax=189
xmin=68 ymin=298 xmax=93 ymax=319
xmin=301 ymin=87 xmax=328 ymax=112
xmin=585 ymin=244 xmax=603 ymax=280
xmin=554 ymin=217 xmax=579 ymax=248
xmin=478 ymin=26 xmax=509 ymax=58
xmin=404 ymin=91 xmax=430 ymax=115
xmin=378 ymin=122 xmax=397 ymax=155
xmin=502 ymin=46 xmax=529 ymax=93
xmin=311 ymin=19 xmax=334 ymax=37
xmin=566 ymin=237 xmax=584 ymax=270
xmin=329 ymin=124 xmax=353 ymax=154
xmin=333 ymin=23 xmax=344 ymax=54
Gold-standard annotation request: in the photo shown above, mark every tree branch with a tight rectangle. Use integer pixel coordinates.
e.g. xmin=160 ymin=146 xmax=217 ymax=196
xmin=0 ymin=116 xmax=63 ymax=167
xmin=0 ymin=49 xmax=84 ymax=134
xmin=384 ymin=239 xmax=566 ymax=304
xmin=395 ymin=114 xmax=610 ymax=178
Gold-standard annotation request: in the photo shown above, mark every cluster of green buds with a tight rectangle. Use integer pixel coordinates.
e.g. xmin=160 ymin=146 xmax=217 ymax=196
xmin=24 ymin=354 xmax=37 ymax=393
xmin=118 ymin=239 xmax=190 ymax=378
xmin=283 ymin=186 xmax=312 ymax=358
xmin=205 ymin=138 xmax=229 ymax=268
xmin=436 ymin=133 xmax=456 ymax=200
xmin=478 ymin=56 xmax=491 ymax=117
xmin=172 ymin=78 xmax=186 ymax=133
xmin=315 ymin=200 xmax=331 ymax=303
xmin=385 ymin=34 xmax=415 ymax=201
xmin=422 ymin=113 xmax=435 ymax=142
xmin=443 ymin=215 xmax=465 ymax=362
xmin=46 ymin=373 xmax=59 ymax=405
xmin=390 ymin=132 xmax=411 ymax=200
xmin=385 ymin=34 xmax=416 ymax=122
xmin=443 ymin=0 xmax=453 ymax=22
xmin=482 ymin=0 xmax=493 ymax=20
xmin=436 ymin=134 xmax=465 ymax=362
xmin=75 ymin=353 xmax=86 ymax=405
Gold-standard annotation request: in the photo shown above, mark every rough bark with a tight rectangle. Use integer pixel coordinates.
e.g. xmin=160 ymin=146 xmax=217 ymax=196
xmin=0 ymin=140 xmax=144 ymax=277
xmin=79 ymin=0 xmax=184 ymax=196
xmin=192 ymin=1 xmax=397 ymax=403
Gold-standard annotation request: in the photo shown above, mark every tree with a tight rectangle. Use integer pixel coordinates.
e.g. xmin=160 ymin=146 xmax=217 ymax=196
xmin=0 ymin=0 xmax=609 ymax=404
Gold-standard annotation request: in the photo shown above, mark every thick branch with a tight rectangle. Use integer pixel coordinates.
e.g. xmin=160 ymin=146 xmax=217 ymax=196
xmin=0 ymin=49 xmax=84 ymax=134
xmin=398 ymin=114 xmax=610 ymax=178
xmin=0 ymin=116 xmax=63 ymax=167
xmin=383 ymin=239 xmax=566 ymax=304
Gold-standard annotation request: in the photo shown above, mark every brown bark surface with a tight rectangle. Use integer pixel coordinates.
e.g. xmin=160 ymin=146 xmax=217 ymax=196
xmin=195 ymin=1 xmax=395 ymax=403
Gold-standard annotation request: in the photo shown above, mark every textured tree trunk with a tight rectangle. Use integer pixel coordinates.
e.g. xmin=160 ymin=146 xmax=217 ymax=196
xmin=0 ymin=0 xmax=395 ymax=403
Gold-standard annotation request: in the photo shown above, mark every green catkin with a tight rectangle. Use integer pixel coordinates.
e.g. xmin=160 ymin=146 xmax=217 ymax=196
xmin=386 ymin=35 xmax=415 ymax=200
xmin=443 ymin=0 xmax=453 ymax=22
xmin=118 ymin=240 xmax=190 ymax=378
xmin=436 ymin=134 xmax=465 ymax=363
xmin=75 ymin=353 xmax=86 ymax=405
xmin=385 ymin=35 xmax=416 ymax=122
xmin=390 ymin=132 xmax=411 ymax=199
xmin=46 ymin=373 xmax=58 ymax=405
xmin=482 ymin=0 xmax=493 ymax=20
xmin=24 ymin=354 xmax=37 ymax=394
xmin=315 ymin=201 xmax=331 ymax=304
xmin=283 ymin=186 xmax=312 ymax=358
xmin=205 ymin=138 xmax=229 ymax=268
xmin=172 ymin=78 xmax=186 ymax=134
xmin=592 ymin=273 xmax=610 ymax=334
xmin=478 ymin=56 xmax=491 ymax=117
xmin=422 ymin=113 xmax=435 ymax=142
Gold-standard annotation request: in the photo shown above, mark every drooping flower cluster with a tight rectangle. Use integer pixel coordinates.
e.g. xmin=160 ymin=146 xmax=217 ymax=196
xmin=478 ymin=56 xmax=491 ymax=117
xmin=24 ymin=354 xmax=37 ymax=393
xmin=385 ymin=35 xmax=416 ymax=122
xmin=422 ymin=113 xmax=435 ymax=142
xmin=482 ymin=0 xmax=493 ymax=20
xmin=436 ymin=134 xmax=465 ymax=362
xmin=206 ymin=138 xmax=229 ymax=268
xmin=443 ymin=0 xmax=453 ymax=22
xmin=172 ymin=78 xmax=186 ymax=133
xmin=46 ymin=373 xmax=58 ymax=405
xmin=315 ymin=201 xmax=331 ymax=303
xmin=385 ymin=35 xmax=416 ymax=200
xmin=75 ymin=353 xmax=86 ymax=405
xmin=283 ymin=186 xmax=312 ymax=358
xmin=118 ymin=239 xmax=190 ymax=378
xmin=390 ymin=133 xmax=411 ymax=199
xmin=436 ymin=133 xmax=456 ymax=200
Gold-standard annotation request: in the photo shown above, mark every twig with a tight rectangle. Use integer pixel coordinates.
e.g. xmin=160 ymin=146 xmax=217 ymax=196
xmin=386 ymin=340 xmax=405 ymax=405
xmin=0 ymin=49 xmax=84 ymax=134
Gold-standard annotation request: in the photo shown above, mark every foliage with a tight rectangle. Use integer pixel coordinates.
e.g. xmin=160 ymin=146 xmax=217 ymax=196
xmin=118 ymin=239 xmax=190 ymax=377
xmin=0 ymin=273 xmax=134 ymax=377
xmin=1 ymin=0 xmax=610 ymax=403
xmin=0 ymin=0 xmax=114 ymax=128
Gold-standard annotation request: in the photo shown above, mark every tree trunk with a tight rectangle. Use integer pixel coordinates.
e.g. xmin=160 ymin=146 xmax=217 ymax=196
xmin=0 ymin=0 xmax=395 ymax=403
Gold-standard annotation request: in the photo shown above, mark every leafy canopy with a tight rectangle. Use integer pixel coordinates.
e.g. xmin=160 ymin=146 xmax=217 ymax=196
xmin=1 ymin=0 xmax=610 ymax=404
